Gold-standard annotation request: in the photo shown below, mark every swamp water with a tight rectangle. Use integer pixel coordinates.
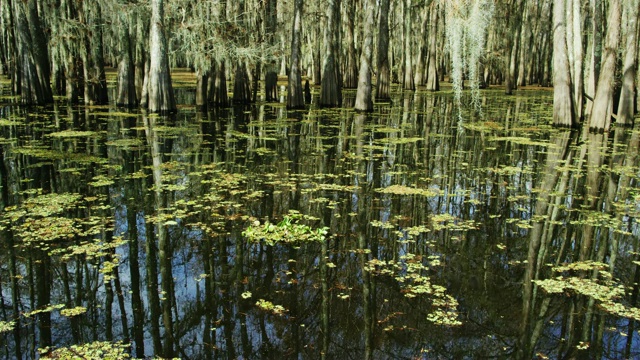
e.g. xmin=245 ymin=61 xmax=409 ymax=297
xmin=1 ymin=78 xmax=640 ymax=359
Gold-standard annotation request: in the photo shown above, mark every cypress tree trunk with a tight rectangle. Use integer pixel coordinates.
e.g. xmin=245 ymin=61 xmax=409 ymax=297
xmin=425 ymin=3 xmax=439 ymax=91
xmin=343 ymin=0 xmax=358 ymax=88
xmin=264 ymin=0 xmax=279 ymax=101
xmin=320 ymin=0 xmax=341 ymax=107
xmin=552 ymin=0 xmax=574 ymax=127
xmin=25 ymin=0 xmax=52 ymax=103
xmin=616 ymin=0 xmax=638 ymax=126
xmin=589 ymin=0 xmax=620 ymax=131
xmin=233 ymin=61 xmax=252 ymax=104
xmin=287 ymin=0 xmax=305 ymax=109
xmin=13 ymin=0 xmax=50 ymax=105
xmin=116 ymin=14 xmax=137 ymax=108
xmin=147 ymin=0 xmax=176 ymax=113
xmin=196 ymin=70 xmax=208 ymax=110
xmin=375 ymin=0 xmax=391 ymax=101
xmin=402 ymin=0 xmax=415 ymax=91
xmin=209 ymin=60 xmax=229 ymax=106
xmin=354 ymin=0 xmax=375 ymax=111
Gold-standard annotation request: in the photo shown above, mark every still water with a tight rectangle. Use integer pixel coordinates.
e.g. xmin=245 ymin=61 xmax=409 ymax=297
xmin=1 ymin=78 xmax=640 ymax=359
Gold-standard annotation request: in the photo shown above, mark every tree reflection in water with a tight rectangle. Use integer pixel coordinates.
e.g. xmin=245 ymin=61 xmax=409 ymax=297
xmin=1 ymin=88 xmax=640 ymax=359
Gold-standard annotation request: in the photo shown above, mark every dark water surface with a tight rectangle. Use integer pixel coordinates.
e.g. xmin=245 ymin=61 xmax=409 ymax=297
xmin=2 ymin=81 xmax=640 ymax=359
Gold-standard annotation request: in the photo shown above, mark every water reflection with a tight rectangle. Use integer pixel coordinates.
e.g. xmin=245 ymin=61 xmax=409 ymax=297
xmin=1 ymin=90 xmax=640 ymax=359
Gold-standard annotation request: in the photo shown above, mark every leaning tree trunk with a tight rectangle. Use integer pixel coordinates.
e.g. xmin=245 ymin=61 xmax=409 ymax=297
xmin=354 ymin=0 xmax=375 ymax=111
xmin=320 ymin=0 xmax=341 ymax=107
xmin=376 ymin=0 xmax=391 ymax=101
xmin=147 ymin=0 xmax=176 ymax=113
xmin=589 ymin=0 xmax=621 ymax=132
xmin=552 ymin=0 xmax=574 ymax=127
xmin=616 ymin=0 xmax=638 ymax=127
xmin=287 ymin=0 xmax=305 ymax=109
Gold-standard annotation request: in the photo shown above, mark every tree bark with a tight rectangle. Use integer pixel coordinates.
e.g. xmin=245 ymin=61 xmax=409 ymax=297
xmin=343 ymin=0 xmax=358 ymax=88
xmin=589 ymin=0 xmax=621 ymax=131
xmin=354 ymin=0 xmax=375 ymax=111
xmin=287 ymin=0 xmax=305 ymax=109
xmin=116 ymin=13 xmax=137 ymax=108
xmin=264 ymin=0 xmax=279 ymax=101
xmin=552 ymin=0 xmax=574 ymax=127
xmin=616 ymin=0 xmax=638 ymax=126
xmin=320 ymin=0 xmax=341 ymax=107
xmin=376 ymin=0 xmax=391 ymax=101
xmin=147 ymin=0 xmax=176 ymax=113
xmin=403 ymin=0 xmax=415 ymax=91
xmin=425 ymin=3 xmax=439 ymax=91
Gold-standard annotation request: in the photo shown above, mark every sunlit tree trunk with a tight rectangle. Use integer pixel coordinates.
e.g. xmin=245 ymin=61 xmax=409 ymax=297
xmin=589 ymin=0 xmax=620 ymax=131
xmin=320 ymin=0 xmax=341 ymax=107
xmin=403 ymin=0 xmax=415 ymax=91
xmin=425 ymin=3 xmax=439 ymax=91
xmin=616 ymin=0 xmax=638 ymax=127
xmin=354 ymin=0 xmax=375 ymax=111
xmin=287 ymin=0 xmax=305 ymax=109
xmin=552 ymin=0 xmax=574 ymax=127
xmin=505 ymin=0 xmax=525 ymax=95
xmin=147 ymin=0 xmax=176 ymax=113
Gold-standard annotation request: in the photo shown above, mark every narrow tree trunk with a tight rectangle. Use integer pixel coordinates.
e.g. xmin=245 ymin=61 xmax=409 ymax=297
xmin=233 ymin=61 xmax=252 ymax=104
xmin=589 ymin=0 xmax=621 ymax=131
xmin=375 ymin=0 xmax=391 ymax=101
xmin=354 ymin=0 xmax=375 ymax=111
xmin=403 ymin=0 xmax=415 ymax=91
xmin=287 ymin=0 xmax=305 ymax=109
xmin=320 ymin=0 xmax=341 ymax=107
xmin=196 ymin=70 xmax=208 ymax=110
xmin=116 ymin=14 xmax=137 ymax=108
xmin=425 ymin=3 xmax=439 ymax=91
xmin=616 ymin=0 xmax=638 ymax=126
xmin=264 ymin=0 xmax=279 ymax=101
xmin=552 ymin=0 xmax=574 ymax=127
xmin=343 ymin=0 xmax=358 ymax=88
xmin=26 ymin=0 xmax=52 ymax=103
xmin=147 ymin=0 xmax=176 ymax=113
xmin=13 ymin=1 xmax=48 ymax=105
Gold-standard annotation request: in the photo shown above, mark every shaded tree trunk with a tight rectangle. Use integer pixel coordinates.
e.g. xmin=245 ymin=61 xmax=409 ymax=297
xmin=403 ymin=0 xmax=415 ymax=91
xmin=425 ymin=3 xmax=439 ymax=91
xmin=264 ymin=0 xmax=278 ymax=102
xmin=287 ymin=0 xmax=305 ymax=109
xmin=343 ymin=0 xmax=358 ymax=88
xmin=233 ymin=61 xmax=252 ymax=104
xmin=320 ymin=0 xmax=341 ymax=107
xmin=376 ymin=0 xmax=391 ymax=101
xmin=116 ymin=14 xmax=137 ymax=108
xmin=209 ymin=60 xmax=229 ymax=107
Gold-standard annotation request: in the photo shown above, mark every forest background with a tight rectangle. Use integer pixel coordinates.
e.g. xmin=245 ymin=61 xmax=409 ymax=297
xmin=2 ymin=0 xmax=639 ymax=131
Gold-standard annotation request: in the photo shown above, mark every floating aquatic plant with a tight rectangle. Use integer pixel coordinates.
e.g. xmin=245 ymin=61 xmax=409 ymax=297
xmin=243 ymin=211 xmax=328 ymax=246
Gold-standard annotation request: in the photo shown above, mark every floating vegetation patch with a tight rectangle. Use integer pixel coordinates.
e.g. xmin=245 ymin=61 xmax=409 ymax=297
xmin=91 ymin=111 xmax=139 ymax=118
xmin=40 ymin=341 xmax=131 ymax=359
xmin=60 ymin=306 xmax=87 ymax=317
xmin=376 ymin=184 xmax=439 ymax=197
xmin=255 ymin=299 xmax=287 ymax=316
xmin=0 ymin=118 xmax=23 ymax=126
xmin=243 ymin=211 xmax=328 ymax=246
xmin=488 ymin=136 xmax=551 ymax=147
xmin=534 ymin=261 xmax=640 ymax=321
xmin=88 ymin=174 xmax=115 ymax=187
xmin=105 ymin=138 xmax=144 ymax=148
xmin=365 ymin=253 xmax=461 ymax=326
xmin=0 ymin=321 xmax=15 ymax=334
xmin=48 ymin=130 xmax=99 ymax=138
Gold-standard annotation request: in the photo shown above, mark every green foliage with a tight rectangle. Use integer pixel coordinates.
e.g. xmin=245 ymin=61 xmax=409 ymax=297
xmin=243 ymin=211 xmax=328 ymax=246
xmin=534 ymin=261 xmax=640 ymax=321
xmin=255 ymin=299 xmax=287 ymax=316
xmin=40 ymin=341 xmax=130 ymax=359
xmin=0 ymin=321 xmax=15 ymax=334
